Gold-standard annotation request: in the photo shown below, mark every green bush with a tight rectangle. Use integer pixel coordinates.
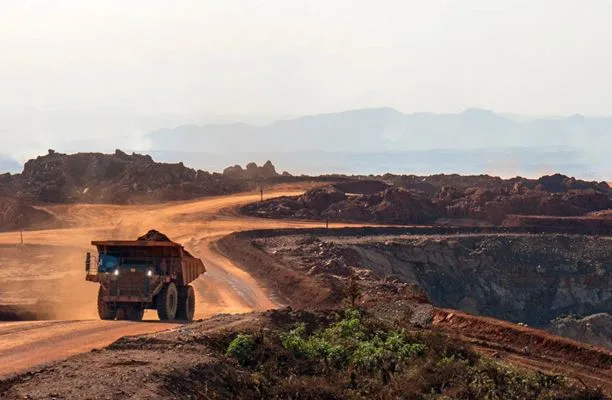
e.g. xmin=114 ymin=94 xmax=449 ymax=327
xmin=280 ymin=308 xmax=426 ymax=373
xmin=226 ymin=334 xmax=256 ymax=366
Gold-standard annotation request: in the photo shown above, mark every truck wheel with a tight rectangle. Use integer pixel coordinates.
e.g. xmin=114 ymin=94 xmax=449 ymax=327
xmin=156 ymin=282 xmax=178 ymax=321
xmin=177 ymin=285 xmax=195 ymax=321
xmin=97 ymin=287 xmax=116 ymax=320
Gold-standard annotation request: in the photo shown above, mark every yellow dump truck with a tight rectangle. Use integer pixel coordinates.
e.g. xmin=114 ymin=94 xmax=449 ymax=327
xmin=85 ymin=230 xmax=205 ymax=321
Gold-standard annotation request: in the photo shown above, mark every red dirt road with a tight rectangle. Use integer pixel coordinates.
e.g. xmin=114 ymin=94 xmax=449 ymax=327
xmin=0 ymin=188 xmax=351 ymax=377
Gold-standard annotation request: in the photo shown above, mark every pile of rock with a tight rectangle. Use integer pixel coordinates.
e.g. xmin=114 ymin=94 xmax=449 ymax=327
xmin=243 ymin=174 xmax=611 ymax=226
xmin=243 ymin=185 xmax=442 ymax=224
xmin=0 ymin=149 xmax=251 ymax=204
xmin=441 ymin=186 xmax=611 ymax=225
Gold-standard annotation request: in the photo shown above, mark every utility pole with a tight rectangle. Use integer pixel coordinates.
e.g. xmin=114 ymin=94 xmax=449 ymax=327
xmin=260 ymin=186 xmax=264 ymax=202
xmin=18 ymin=213 xmax=24 ymax=245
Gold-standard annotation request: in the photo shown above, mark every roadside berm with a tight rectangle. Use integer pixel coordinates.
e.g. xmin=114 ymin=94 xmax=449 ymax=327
xmin=1 ymin=307 xmax=608 ymax=399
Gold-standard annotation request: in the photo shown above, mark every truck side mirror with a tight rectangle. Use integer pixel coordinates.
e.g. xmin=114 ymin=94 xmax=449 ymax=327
xmin=85 ymin=252 xmax=91 ymax=273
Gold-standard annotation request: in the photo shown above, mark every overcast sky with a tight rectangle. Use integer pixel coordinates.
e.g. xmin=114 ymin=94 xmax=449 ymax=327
xmin=1 ymin=0 xmax=612 ymax=159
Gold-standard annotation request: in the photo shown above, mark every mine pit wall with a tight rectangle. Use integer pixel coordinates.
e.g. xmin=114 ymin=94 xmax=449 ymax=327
xmin=230 ymin=227 xmax=611 ymax=328
xmin=352 ymin=235 xmax=611 ymax=327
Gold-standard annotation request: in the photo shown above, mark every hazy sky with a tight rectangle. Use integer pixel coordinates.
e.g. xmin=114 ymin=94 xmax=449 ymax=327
xmin=2 ymin=0 xmax=612 ymax=117
xmin=1 ymin=0 xmax=612 ymax=164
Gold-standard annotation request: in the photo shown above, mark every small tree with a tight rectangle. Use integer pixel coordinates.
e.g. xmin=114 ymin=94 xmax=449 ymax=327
xmin=345 ymin=271 xmax=361 ymax=307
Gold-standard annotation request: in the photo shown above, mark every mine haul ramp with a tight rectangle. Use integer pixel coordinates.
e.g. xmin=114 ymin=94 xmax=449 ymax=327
xmin=86 ymin=237 xmax=206 ymax=322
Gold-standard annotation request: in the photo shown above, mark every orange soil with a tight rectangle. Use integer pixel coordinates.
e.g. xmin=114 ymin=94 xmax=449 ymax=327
xmin=0 ymin=187 xmax=359 ymax=376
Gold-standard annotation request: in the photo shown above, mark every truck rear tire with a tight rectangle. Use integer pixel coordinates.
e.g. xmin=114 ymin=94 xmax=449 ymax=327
xmin=97 ymin=286 xmax=117 ymax=320
xmin=156 ymin=282 xmax=178 ymax=321
xmin=177 ymin=285 xmax=195 ymax=321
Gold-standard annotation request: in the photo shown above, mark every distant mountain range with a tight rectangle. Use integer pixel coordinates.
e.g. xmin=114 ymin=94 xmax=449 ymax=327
xmin=1 ymin=108 xmax=609 ymax=179
xmin=147 ymin=108 xmax=611 ymax=179
xmin=147 ymin=108 xmax=611 ymax=152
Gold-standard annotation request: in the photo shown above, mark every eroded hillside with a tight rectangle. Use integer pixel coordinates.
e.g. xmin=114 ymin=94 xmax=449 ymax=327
xmin=221 ymin=229 xmax=612 ymax=349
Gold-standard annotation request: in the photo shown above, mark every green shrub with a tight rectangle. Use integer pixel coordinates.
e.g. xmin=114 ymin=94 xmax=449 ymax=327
xmin=281 ymin=308 xmax=426 ymax=374
xmin=226 ymin=334 xmax=256 ymax=366
xmin=322 ymin=308 xmax=366 ymax=341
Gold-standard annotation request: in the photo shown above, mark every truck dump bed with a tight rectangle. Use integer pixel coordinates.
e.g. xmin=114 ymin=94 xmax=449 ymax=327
xmin=91 ymin=239 xmax=206 ymax=285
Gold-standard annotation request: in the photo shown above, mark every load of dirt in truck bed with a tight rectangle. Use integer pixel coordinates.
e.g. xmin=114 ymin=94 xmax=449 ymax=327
xmin=137 ymin=229 xmax=172 ymax=242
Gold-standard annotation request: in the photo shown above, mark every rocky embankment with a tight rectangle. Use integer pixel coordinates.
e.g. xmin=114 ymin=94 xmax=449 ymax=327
xmin=0 ymin=150 xmax=293 ymax=210
xmin=242 ymin=174 xmax=612 ymax=229
xmin=0 ymin=150 xmax=255 ymax=204
xmin=226 ymin=230 xmax=612 ymax=349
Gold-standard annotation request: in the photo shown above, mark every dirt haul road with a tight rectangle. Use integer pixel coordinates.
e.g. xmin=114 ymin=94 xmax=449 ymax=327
xmin=0 ymin=188 xmax=350 ymax=377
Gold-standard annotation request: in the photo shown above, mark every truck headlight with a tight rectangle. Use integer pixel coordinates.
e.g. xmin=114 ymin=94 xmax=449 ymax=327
xmin=147 ymin=270 xmax=153 ymax=277
xmin=114 ymin=269 xmax=119 ymax=276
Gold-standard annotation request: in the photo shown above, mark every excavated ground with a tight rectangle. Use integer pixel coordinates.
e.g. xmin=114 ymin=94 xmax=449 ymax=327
xmin=215 ymin=228 xmax=612 ymax=393
xmin=228 ymin=229 xmax=611 ymax=335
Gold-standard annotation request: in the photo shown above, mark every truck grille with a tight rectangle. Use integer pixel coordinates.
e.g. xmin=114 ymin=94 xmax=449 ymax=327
xmin=107 ymin=271 xmax=149 ymax=298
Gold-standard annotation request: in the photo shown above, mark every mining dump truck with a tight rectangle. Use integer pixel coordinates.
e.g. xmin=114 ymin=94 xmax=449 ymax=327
xmin=85 ymin=230 xmax=205 ymax=321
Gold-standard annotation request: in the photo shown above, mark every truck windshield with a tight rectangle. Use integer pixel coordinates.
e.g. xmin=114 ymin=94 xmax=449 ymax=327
xmin=98 ymin=252 xmax=160 ymax=271
xmin=98 ymin=254 xmax=119 ymax=272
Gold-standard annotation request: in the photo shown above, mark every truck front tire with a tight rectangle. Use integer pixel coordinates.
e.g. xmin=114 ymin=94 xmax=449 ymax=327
xmin=97 ymin=286 xmax=117 ymax=320
xmin=156 ymin=282 xmax=178 ymax=321
xmin=177 ymin=285 xmax=195 ymax=321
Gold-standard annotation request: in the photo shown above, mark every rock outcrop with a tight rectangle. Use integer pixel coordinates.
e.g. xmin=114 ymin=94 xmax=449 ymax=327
xmin=0 ymin=150 xmax=251 ymax=204
xmin=222 ymin=160 xmax=280 ymax=180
